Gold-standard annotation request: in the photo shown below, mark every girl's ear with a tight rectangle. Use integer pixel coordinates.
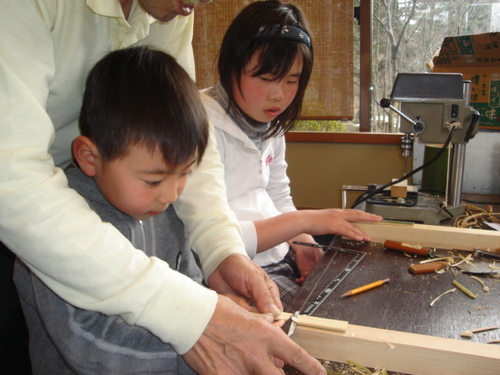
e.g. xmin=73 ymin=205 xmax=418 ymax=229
xmin=72 ymin=136 xmax=100 ymax=177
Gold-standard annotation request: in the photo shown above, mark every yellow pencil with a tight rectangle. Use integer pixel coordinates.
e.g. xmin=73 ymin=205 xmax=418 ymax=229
xmin=341 ymin=278 xmax=390 ymax=298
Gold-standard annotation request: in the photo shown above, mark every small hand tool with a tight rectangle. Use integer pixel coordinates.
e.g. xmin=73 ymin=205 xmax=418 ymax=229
xmin=383 ymin=240 xmax=456 ymax=258
xmin=280 ymin=311 xmax=299 ymax=336
xmin=472 ymin=248 xmax=500 ymax=261
xmin=458 ymin=249 xmax=500 ymax=274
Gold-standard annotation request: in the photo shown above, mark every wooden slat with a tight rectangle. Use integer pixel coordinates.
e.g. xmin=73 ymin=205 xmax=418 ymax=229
xmin=353 ymin=221 xmax=500 ymax=252
xmin=292 ymin=323 xmax=500 ymax=375
xmin=276 ymin=312 xmax=348 ymax=333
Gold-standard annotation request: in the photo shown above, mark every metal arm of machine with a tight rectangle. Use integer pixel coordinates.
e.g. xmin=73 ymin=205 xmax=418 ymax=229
xmin=380 ymin=98 xmax=426 ymax=134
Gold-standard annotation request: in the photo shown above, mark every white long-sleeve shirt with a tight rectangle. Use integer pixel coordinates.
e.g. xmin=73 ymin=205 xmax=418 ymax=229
xmin=201 ymin=92 xmax=297 ymax=266
xmin=0 ymin=0 xmax=246 ymax=354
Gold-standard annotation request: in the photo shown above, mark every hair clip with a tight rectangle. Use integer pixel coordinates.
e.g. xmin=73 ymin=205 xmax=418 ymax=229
xmin=255 ymin=24 xmax=311 ymax=49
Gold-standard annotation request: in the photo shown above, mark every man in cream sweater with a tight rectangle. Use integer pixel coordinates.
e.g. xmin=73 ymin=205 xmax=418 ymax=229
xmin=0 ymin=1 xmax=325 ymax=374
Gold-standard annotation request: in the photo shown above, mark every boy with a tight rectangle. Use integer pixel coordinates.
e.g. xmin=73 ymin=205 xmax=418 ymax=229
xmin=14 ymin=46 xmax=207 ymax=375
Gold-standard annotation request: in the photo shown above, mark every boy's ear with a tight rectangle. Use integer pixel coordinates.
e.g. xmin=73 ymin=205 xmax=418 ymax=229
xmin=72 ymin=136 xmax=100 ymax=177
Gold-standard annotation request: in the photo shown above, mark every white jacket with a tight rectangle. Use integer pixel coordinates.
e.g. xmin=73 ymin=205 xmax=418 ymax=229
xmin=201 ymin=93 xmax=297 ymax=266
xmin=0 ymin=0 xmax=246 ymax=354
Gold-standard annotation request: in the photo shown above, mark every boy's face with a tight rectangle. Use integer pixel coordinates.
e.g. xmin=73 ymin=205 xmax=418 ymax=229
xmin=94 ymin=144 xmax=194 ymax=221
xmin=233 ymin=52 xmax=303 ymax=123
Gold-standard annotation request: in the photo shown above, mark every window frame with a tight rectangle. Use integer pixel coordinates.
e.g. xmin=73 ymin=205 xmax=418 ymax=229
xmin=285 ymin=131 xmax=401 ymax=144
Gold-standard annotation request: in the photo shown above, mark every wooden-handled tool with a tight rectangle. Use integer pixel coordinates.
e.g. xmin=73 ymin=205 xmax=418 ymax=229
xmin=473 ymin=248 xmax=500 ymax=260
xmin=383 ymin=240 xmax=453 ymax=258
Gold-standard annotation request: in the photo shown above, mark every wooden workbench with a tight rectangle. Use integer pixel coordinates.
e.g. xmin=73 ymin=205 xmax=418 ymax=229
xmin=286 ymin=236 xmax=499 ymax=344
xmin=283 ymin=231 xmax=500 ymax=374
xmin=284 ymin=196 xmax=500 ymax=373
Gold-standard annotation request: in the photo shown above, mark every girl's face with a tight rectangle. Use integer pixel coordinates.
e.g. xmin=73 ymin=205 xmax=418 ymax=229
xmin=233 ymin=53 xmax=303 ymax=123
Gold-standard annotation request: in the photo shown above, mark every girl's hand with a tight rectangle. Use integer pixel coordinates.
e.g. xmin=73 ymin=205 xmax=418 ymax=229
xmin=300 ymin=209 xmax=382 ymax=242
xmin=290 ymin=239 xmax=323 ymax=284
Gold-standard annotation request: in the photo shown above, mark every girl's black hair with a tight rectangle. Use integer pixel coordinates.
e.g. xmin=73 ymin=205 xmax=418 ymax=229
xmin=218 ymin=0 xmax=313 ymax=138
xmin=79 ymin=46 xmax=209 ymax=168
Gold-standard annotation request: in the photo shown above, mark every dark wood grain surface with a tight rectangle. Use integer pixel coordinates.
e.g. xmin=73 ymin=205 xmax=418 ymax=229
xmin=286 ymin=236 xmax=500 ymax=345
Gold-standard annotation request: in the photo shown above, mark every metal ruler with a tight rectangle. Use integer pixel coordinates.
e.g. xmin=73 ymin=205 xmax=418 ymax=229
xmin=295 ymin=241 xmax=366 ymax=316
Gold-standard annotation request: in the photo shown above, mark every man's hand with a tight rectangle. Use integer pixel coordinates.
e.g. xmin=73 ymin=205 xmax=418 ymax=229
xmin=207 ymin=254 xmax=282 ymax=315
xmin=183 ymin=295 xmax=327 ymax=375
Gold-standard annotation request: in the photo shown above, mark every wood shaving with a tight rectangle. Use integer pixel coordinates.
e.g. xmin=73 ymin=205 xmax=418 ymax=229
xmin=454 ymin=204 xmax=500 ymax=229
xmin=460 ymin=330 xmax=474 ymax=338
xmin=430 ymin=287 xmax=456 ymax=307
xmin=449 ymin=254 xmax=474 ymax=268
xmin=345 ymin=361 xmax=376 ymax=375
xmin=470 ymin=276 xmax=489 ymax=292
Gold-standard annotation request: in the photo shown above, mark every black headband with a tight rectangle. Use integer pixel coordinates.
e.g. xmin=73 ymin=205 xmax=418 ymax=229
xmin=254 ymin=24 xmax=312 ymax=49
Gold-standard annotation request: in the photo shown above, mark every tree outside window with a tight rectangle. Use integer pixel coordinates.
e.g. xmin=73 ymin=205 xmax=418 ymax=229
xmin=295 ymin=0 xmax=500 ymax=133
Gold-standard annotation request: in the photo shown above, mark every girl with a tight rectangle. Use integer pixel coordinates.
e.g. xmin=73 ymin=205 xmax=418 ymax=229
xmin=201 ymin=0 xmax=382 ymax=305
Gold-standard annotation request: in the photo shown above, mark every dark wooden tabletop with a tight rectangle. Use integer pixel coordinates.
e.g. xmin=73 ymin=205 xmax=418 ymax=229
xmin=286 ymin=235 xmax=500 ymax=345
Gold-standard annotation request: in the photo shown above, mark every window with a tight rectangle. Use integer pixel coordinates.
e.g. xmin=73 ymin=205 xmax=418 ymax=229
xmin=368 ymin=0 xmax=500 ymax=133
xmin=193 ymin=0 xmax=500 ymax=134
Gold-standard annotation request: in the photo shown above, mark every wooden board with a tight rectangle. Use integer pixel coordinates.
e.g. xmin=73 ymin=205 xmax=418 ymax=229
xmin=353 ymin=221 xmax=500 ymax=252
xmin=291 ymin=323 xmax=500 ymax=375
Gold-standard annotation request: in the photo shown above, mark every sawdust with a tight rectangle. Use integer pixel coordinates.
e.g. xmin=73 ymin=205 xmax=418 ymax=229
xmin=284 ymin=361 xmax=409 ymax=375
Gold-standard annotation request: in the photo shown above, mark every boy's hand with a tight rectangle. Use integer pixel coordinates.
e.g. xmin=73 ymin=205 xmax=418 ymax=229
xmin=207 ymin=254 xmax=282 ymax=315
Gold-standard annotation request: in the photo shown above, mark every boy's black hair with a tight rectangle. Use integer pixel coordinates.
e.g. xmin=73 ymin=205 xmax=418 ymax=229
xmin=218 ymin=0 xmax=313 ymax=139
xmin=79 ymin=46 xmax=209 ymax=168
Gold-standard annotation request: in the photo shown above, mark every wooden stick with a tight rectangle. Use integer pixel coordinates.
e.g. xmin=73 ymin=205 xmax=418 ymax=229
xmin=353 ymin=221 xmax=500 ymax=252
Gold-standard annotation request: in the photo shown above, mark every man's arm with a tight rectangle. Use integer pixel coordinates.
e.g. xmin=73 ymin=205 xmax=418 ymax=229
xmin=0 ymin=0 xmax=218 ymax=354
xmin=173 ymin=125 xmax=249 ymax=277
